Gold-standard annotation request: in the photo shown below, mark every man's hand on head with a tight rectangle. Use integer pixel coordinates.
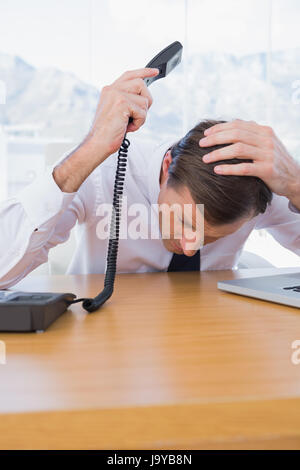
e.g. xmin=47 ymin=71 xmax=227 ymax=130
xmin=199 ymin=119 xmax=300 ymax=207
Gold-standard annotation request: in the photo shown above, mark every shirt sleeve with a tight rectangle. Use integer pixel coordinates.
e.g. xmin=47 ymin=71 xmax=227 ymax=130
xmin=0 ymin=167 xmax=86 ymax=289
xmin=255 ymin=193 xmax=300 ymax=256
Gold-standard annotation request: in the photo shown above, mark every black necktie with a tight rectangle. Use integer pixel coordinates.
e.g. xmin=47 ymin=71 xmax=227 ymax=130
xmin=167 ymin=249 xmax=201 ymax=272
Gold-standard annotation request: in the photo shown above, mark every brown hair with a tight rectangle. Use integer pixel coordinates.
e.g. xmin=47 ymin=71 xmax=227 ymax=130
xmin=167 ymin=120 xmax=273 ymax=225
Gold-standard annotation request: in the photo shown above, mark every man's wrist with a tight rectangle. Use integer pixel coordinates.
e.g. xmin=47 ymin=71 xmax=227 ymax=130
xmin=288 ymin=194 xmax=300 ymax=212
xmin=53 ymin=136 xmax=110 ymax=193
xmin=286 ymin=176 xmax=300 ymax=212
xmin=287 ymin=189 xmax=300 ymax=211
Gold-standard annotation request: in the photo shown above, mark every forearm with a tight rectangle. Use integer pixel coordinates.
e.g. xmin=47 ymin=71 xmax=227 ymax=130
xmin=53 ymin=135 xmax=110 ymax=193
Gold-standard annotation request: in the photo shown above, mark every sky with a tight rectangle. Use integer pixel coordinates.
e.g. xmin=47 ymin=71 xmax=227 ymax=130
xmin=0 ymin=0 xmax=299 ymax=87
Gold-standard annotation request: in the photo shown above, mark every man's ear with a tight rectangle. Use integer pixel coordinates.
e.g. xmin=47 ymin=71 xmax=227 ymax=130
xmin=161 ymin=150 xmax=172 ymax=184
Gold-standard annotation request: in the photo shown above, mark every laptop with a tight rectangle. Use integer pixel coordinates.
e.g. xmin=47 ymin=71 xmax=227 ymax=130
xmin=218 ymin=271 xmax=300 ymax=308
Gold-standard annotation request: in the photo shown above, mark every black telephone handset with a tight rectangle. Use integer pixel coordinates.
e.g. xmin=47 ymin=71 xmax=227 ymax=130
xmin=79 ymin=41 xmax=183 ymax=313
xmin=0 ymin=41 xmax=183 ymax=331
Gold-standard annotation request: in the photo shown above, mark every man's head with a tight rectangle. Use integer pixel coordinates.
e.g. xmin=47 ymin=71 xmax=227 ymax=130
xmin=158 ymin=120 xmax=273 ymax=255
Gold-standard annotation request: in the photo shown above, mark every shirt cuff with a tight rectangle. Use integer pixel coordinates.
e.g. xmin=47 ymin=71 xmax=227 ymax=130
xmin=288 ymin=200 xmax=300 ymax=214
xmin=16 ymin=167 xmax=76 ymax=229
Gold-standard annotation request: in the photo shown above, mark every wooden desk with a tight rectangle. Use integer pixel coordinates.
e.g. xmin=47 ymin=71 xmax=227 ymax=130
xmin=0 ymin=268 xmax=300 ymax=450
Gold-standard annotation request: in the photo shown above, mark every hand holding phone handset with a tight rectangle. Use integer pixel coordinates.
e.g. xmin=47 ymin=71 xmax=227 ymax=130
xmin=73 ymin=41 xmax=183 ymax=312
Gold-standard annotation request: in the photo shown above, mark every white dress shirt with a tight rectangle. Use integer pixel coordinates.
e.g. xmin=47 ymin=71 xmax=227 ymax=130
xmin=0 ymin=135 xmax=300 ymax=289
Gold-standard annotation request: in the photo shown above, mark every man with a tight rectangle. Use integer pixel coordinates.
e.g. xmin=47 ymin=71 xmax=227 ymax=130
xmin=0 ymin=67 xmax=300 ymax=288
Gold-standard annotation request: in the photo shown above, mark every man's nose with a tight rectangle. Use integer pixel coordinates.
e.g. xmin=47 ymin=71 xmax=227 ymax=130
xmin=179 ymin=238 xmax=197 ymax=257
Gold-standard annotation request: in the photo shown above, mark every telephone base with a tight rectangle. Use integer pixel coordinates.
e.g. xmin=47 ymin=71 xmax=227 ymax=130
xmin=0 ymin=291 xmax=76 ymax=332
